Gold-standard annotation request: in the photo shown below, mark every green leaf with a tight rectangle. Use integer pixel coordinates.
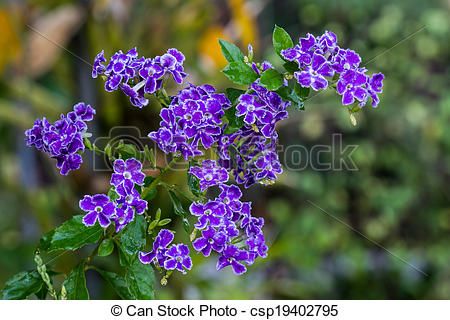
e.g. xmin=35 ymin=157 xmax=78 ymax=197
xmin=125 ymin=258 xmax=155 ymax=300
xmin=182 ymin=218 xmax=191 ymax=233
xmin=115 ymin=143 xmax=139 ymax=160
xmin=155 ymin=208 xmax=162 ymax=221
xmin=219 ymin=39 xmax=245 ymax=63
xmin=1 ymin=270 xmax=43 ymax=300
xmin=158 ymin=218 xmax=172 ymax=226
xmin=260 ymin=69 xmax=284 ymax=91
xmin=98 ymin=238 xmax=114 ymax=257
xmin=117 ymin=215 xmax=147 ymax=266
xmin=225 ymin=88 xmax=245 ymax=105
xmin=62 ymin=263 xmax=89 ymax=300
xmin=40 ymin=215 xmax=103 ymax=252
xmin=147 ymin=220 xmax=159 ymax=233
xmin=187 ymin=165 xmax=202 ymax=198
xmin=283 ymin=61 xmax=299 ymax=73
xmin=276 ymin=83 xmax=307 ymax=111
xmin=273 ymin=25 xmax=294 ymax=58
xmin=224 ymin=106 xmax=245 ymax=134
xmin=168 ymin=191 xmax=191 ymax=233
xmin=142 ymin=176 xmax=157 ymax=201
xmin=107 ymin=188 xmax=120 ymax=202
xmin=168 ymin=190 xmax=187 ymax=218
xmin=222 ymin=61 xmax=258 ymax=85
xmin=294 ymin=82 xmax=310 ymax=100
xmin=96 ymin=269 xmax=134 ymax=299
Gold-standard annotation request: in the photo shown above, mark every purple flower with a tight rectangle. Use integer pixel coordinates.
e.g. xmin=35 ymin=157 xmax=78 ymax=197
xmin=139 ymin=58 xmax=165 ymax=94
xmin=110 ymin=158 xmax=146 ymax=191
xmin=236 ymin=94 xmax=266 ymax=125
xmin=246 ymin=233 xmax=268 ymax=263
xmin=149 ymin=84 xmax=231 ymax=159
xmin=240 ymin=203 xmax=264 ymax=237
xmin=80 ymin=194 xmax=116 ymax=228
xmin=192 ymin=226 xmax=227 ymax=256
xmin=235 ymin=83 xmax=289 ymax=138
xmin=332 ymin=48 xmax=361 ymax=73
xmin=216 ymin=245 xmax=249 ymax=275
xmin=336 ymin=69 xmax=368 ymax=106
xmin=155 ymin=48 xmax=187 ymax=84
xmin=92 ymin=47 xmax=187 ymax=108
xmin=163 ymin=244 xmax=192 ymax=274
xmin=254 ymin=150 xmax=283 ymax=182
xmin=217 ymin=184 xmax=243 ymax=217
xmin=218 ymin=128 xmax=282 ymax=187
xmin=139 ymin=229 xmax=174 ymax=266
xmin=281 ymin=30 xmax=384 ymax=107
xmin=67 ymin=102 xmax=96 ymax=131
xmin=367 ymin=73 xmax=384 ymax=107
xmin=114 ymin=206 xmax=135 ymax=232
xmin=189 ymin=160 xmax=229 ymax=191
xmin=294 ymin=53 xmax=334 ymax=91
xmin=56 ymin=153 xmax=83 ymax=176
xmin=139 ymin=229 xmax=192 ymax=274
xmin=120 ymin=83 xmax=148 ymax=108
xmin=189 ymin=183 xmax=268 ymax=275
xmin=24 ymin=103 xmax=95 ymax=175
xmin=116 ymin=184 xmax=148 ymax=215
xmin=190 ymin=200 xmax=226 ymax=229
xmin=92 ymin=50 xmax=106 ymax=78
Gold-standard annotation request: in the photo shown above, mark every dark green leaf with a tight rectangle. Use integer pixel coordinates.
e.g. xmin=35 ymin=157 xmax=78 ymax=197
xmin=125 ymin=258 xmax=155 ymax=300
xmin=115 ymin=142 xmax=139 ymax=160
xmin=225 ymin=88 xmax=245 ymax=105
xmin=222 ymin=61 xmax=258 ymax=85
xmin=158 ymin=218 xmax=172 ymax=226
xmin=96 ymin=269 xmax=134 ymax=300
xmin=40 ymin=215 xmax=103 ymax=252
xmin=142 ymin=177 xmax=157 ymax=201
xmin=260 ymin=69 xmax=284 ymax=91
xmin=219 ymin=39 xmax=244 ymax=63
xmin=294 ymin=82 xmax=310 ymax=100
xmin=117 ymin=215 xmax=147 ymax=266
xmin=273 ymin=25 xmax=294 ymax=58
xmin=98 ymin=238 xmax=114 ymax=257
xmin=168 ymin=190 xmax=188 ymax=218
xmin=182 ymin=218 xmax=191 ymax=233
xmin=62 ymin=263 xmax=89 ymax=300
xmin=1 ymin=270 xmax=43 ymax=300
xmin=187 ymin=171 xmax=202 ymax=197
xmin=276 ymin=84 xmax=306 ymax=111
xmin=224 ymin=106 xmax=245 ymax=134
xmin=283 ymin=61 xmax=299 ymax=73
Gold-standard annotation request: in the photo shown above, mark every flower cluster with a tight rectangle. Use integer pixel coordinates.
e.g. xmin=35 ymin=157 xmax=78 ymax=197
xmin=92 ymin=47 xmax=187 ymax=108
xmin=79 ymin=158 xmax=148 ymax=232
xmin=190 ymin=184 xmax=267 ymax=275
xmin=189 ymin=160 xmax=229 ymax=191
xmin=281 ymin=31 xmax=384 ymax=107
xmin=139 ymin=229 xmax=192 ymax=274
xmin=25 ymin=102 xmax=95 ymax=175
xmin=219 ymin=128 xmax=282 ymax=188
xmin=216 ymin=83 xmax=287 ymax=188
xmin=149 ymin=84 xmax=231 ymax=159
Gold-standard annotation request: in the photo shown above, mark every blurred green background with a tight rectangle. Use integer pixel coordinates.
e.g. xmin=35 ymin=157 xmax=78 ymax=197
xmin=0 ymin=0 xmax=449 ymax=299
